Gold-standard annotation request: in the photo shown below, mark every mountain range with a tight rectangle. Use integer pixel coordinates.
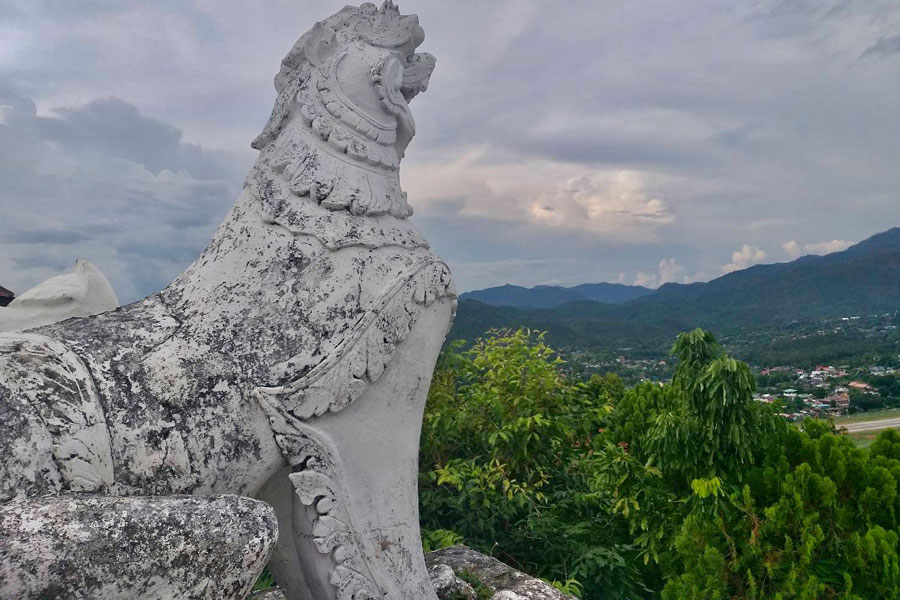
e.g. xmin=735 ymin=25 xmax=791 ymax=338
xmin=459 ymin=282 xmax=653 ymax=308
xmin=450 ymin=227 xmax=900 ymax=361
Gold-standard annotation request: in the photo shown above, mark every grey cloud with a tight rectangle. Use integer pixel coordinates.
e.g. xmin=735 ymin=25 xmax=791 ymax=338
xmin=4 ymin=229 xmax=92 ymax=245
xmin=0 ymin=89 xmax=242 ymax=301
xmin=12 ymin=254 xmax=74 ymax=272
xmin=44 ymin=99 xmax=182 ymax=173
xmin=862 ymin=34 xmax=900 ymax=59
xmin=416 ymin=210 xmax=699 ymax=292
xmin=709 ymin=121 xmax=766 ymax=148
xmin=40 ymin=98 xmax=244 ymax=181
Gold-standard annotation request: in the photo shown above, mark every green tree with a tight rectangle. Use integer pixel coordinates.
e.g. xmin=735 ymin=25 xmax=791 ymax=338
xmin=419 ymin=329 xmax=642 ymax=598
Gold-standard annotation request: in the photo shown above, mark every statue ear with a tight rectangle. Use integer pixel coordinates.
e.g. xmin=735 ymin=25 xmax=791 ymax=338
xmin=303 ymin=22 xmax=337 ymax=67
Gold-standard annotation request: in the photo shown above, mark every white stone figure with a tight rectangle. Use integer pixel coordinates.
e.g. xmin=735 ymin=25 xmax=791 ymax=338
xmin=0 ymin=2 xmax=454 ymax=600
xmin=0 ymin=259 xmax=118 ymax=333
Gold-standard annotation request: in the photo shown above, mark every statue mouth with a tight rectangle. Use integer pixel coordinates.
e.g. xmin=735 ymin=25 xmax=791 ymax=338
xmin=401 ymin=52 xmax=435 ymax=101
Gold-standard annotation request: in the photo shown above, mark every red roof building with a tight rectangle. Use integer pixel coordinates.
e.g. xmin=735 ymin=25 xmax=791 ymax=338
xmin=848 ymin=381 xmax=875 ymax=392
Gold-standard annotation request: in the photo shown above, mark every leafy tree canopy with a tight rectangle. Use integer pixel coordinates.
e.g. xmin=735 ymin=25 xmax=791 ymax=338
xmin=420 ymin=328 xmax=900 ymax=599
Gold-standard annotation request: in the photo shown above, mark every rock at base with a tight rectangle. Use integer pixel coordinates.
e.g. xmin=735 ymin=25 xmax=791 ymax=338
xmin=248 ymin=544 xmax=574 ymax=600
xmin=428 ymin=563 xmax=478 ymax=600
xmin=426 ymin=545 xmax=575 ymax=600
xmin=0 ymin=494 xmax=278 ymax=600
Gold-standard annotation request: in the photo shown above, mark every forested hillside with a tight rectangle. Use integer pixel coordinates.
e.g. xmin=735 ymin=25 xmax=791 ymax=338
xmin=450 ymin=228 xmax=900 ymax=365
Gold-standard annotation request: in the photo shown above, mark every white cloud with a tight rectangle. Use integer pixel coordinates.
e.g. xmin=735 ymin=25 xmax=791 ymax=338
xmin=633 ymin=258 xmax=685 ymax=288
xmin=657 ymin=258 xmax=685 ymax=285
xmin=722 ymin=245 xmax=768 ymax=273
xmin=781 ymin=241 xmax=802 ymax=257
xmin=531 ymin=173 xmax=673 ymax=233
xmin=681 ymin=270 xmax=709 ymax=284
xmin=782 ymin=239 xmax=854 ymax=258
xmin=404 ymin=148 xmax=675 ymax=239
xmin=633 ymin=271 xmax=658 ymax=288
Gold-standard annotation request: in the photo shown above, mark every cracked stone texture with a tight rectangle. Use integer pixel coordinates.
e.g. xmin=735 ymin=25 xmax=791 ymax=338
xmin=248 ymin=545 xmax=574 ymax=600
xmin=429 ymin=563 xmax=477 ymax=600
xmin=246 ymin=589 xmax=287 ymax=600
xmin=0 ymin=494 xmax=278 ymax=600
xmin=490 ymin=592 xmax=529 ymax=600
xmin=425 ymin=546 xmax=575 ymax=600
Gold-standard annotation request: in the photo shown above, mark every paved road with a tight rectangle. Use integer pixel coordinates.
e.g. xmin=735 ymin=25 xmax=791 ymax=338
xmin=842 ymin=417 xmax=900 ymax=433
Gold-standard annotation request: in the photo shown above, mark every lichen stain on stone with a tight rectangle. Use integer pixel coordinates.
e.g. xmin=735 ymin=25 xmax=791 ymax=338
xmin=0 ymin=494 xmax=278 ymax=600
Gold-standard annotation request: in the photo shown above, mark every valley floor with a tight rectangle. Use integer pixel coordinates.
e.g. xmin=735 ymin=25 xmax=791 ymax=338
xmin=835 ymin=409 xmax=900 ymax=446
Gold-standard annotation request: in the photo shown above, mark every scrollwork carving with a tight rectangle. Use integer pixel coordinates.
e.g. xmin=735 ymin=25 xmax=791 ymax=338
xmin=255 ymin=258 xmax=455 ymax=422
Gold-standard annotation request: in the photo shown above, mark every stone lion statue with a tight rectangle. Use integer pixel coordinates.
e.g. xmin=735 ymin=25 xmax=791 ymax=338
xmin=0 ymin=3 xmax=455 ymax=599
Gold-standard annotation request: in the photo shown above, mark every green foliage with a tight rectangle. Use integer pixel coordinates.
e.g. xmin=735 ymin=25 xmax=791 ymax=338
xmin=455 ymin=570 xmax=494 ymax=600
xmin=420 ymin=329 xmax=642 ymax=599
xmin=420 ymin=327 xmax=900 ymax=599
xmin=551 ymin=577 xmax=585 ymax=598
xmin=652 ymin=417 xmax=900 ymax=598
xmin=421 ymin=529 xmax=464 ymax=553
xmin=251 ymin=568 xmax=274 ymax=592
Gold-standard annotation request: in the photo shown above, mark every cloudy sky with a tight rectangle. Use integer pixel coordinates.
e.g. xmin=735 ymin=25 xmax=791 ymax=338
xmin=1 ymin=0 xmax=899 ymax=302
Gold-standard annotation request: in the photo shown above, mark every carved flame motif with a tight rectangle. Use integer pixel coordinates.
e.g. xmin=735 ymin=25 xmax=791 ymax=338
xmin=288 ymin=434 xmax=383 ymax=600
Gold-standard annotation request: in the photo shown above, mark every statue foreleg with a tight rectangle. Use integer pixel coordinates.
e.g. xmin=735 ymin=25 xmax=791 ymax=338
xmin=266 ymin=297 xmax=453 ymax=600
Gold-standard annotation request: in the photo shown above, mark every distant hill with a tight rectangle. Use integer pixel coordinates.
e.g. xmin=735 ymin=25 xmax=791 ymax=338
xmin=450 ymin=227 xmax=900 ymax=362
xmin=459 ymin=282 xmax=653 ymax=308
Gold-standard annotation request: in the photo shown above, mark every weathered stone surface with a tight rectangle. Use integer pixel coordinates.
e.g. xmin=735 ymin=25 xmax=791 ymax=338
xmin=250 ymin=546 xmax=575 ymax=600
xmin=248 ymin=588 xmax=286 ymax=600
xmin=490 ymin=592 xmax=529 ymax=600
xmin=0 ymin=2 xmax=453 ymax=599
xmin=426 ymin=546 xmax=576 ymax=600
xmin=0 ymin=259 xmax=118 ymax=333
xmin=0 ymin=494 xmax=277 ymax=600
xmin=429 ymin=564 xmax=477 ymax=600
xmin=249 ymin=589 xmax=288 ymax=600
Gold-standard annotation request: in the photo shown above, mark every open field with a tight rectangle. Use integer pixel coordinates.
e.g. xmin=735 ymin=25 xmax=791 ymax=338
xmin=835 ymin=408 xmax=900 ymax=426
xmin=841 ymin=417 xmax=900 ymax=434
xmin=846 ymin=430 xmax=881 ymax=448
xmin=832 ymin=410 xmax=900 ymax=446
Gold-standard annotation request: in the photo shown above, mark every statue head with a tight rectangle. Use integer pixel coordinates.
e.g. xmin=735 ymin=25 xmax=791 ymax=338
xmin=250 ymin=2 xmax=435 ymax=219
